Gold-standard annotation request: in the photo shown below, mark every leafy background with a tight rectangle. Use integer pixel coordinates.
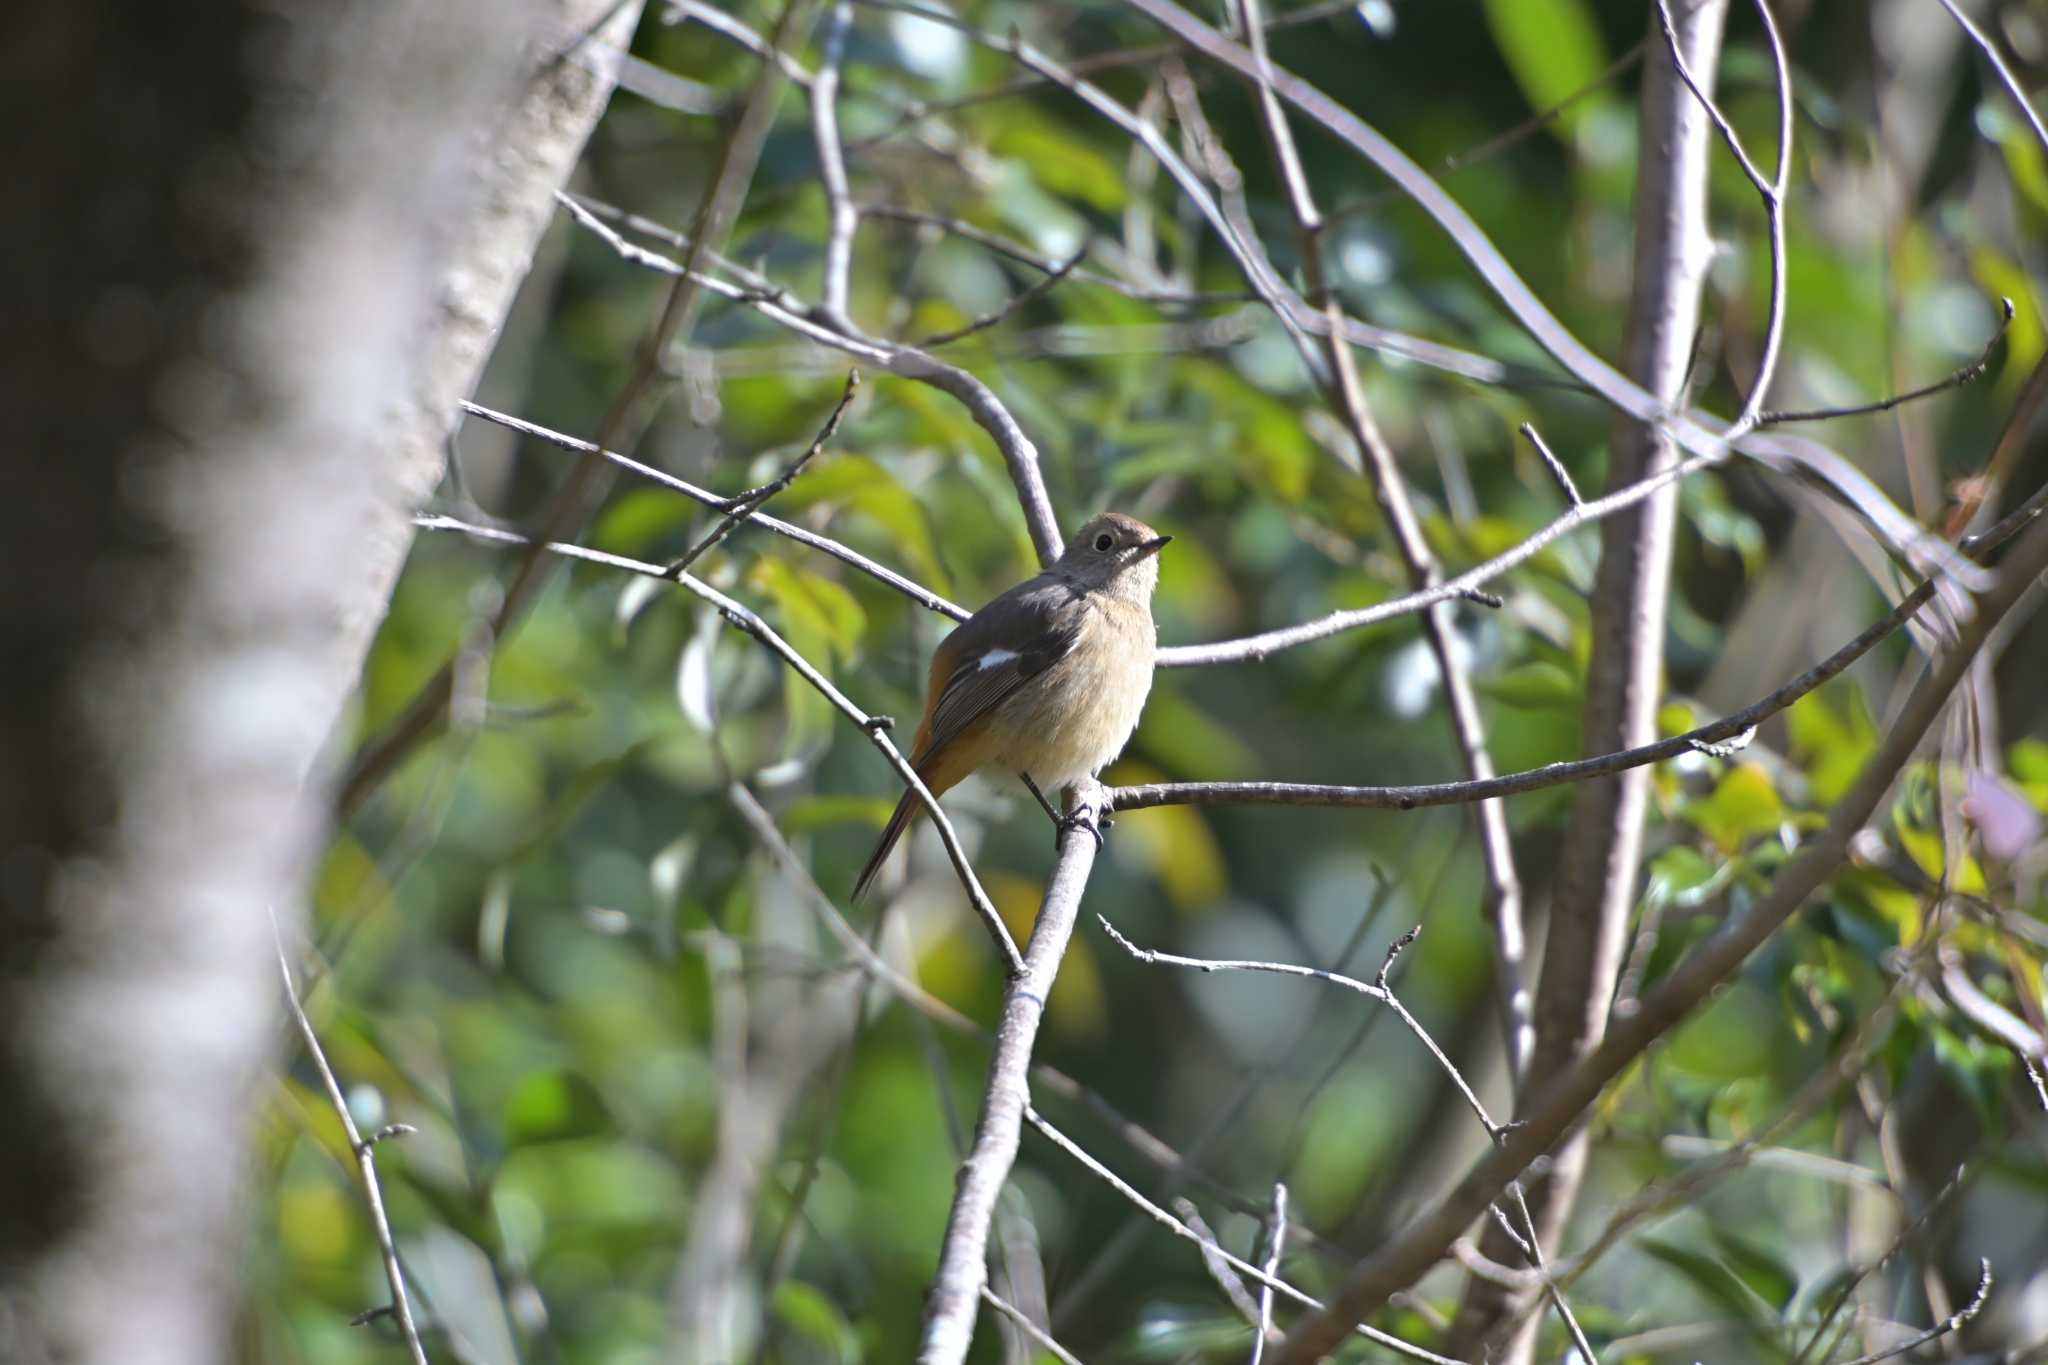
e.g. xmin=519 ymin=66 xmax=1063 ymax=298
xmin=260 ymin=1 xmax=2048 ymax=1361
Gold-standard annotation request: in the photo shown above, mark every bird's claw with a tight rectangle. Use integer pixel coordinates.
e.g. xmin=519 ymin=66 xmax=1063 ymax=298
xmin=1056 ymin=810 xmax=1106 ymax=851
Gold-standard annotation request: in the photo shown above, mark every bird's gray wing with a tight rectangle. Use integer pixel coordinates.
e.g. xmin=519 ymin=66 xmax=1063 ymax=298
xmin=917 ymin=575 xmax=1088 ymax=761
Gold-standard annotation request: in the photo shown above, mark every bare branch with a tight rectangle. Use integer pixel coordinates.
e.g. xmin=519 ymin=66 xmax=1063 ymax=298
xmin=918 ymin=783 xmax=1108 ymax=1364
xmin=1096 ymin=916 xmax=1503 ymax=1142
xmin=1117 ymin=560 xmax=1942 ymax=812
xmin=555 ymin=188 xmax=1068 ymax=565
xmin=810 ymin=0 xmax=858 ymax=329
xmin=917 ymin=248 xmax=1088 ymax=348
xmin=1655 ymin=0 xmax=1792 ymax=433
xmin=1025 ymin=1110 xmax=1465 ymax=1365
xmin=1231 ymin=0 xmax=1531 ymax=1083
xmin=1268 ymin=511 xmax=2048 ymax=1361
xmin=1174 ymin=1198 xmax=1265 ymax=1329
xmin=725 ymin=781 xmax=1344 ymax=1258
xmin=847 ymin=0 xmax=1360 ymax=151
xmin=1760 ymin=298 xmax=2012 ymax=425
xmin=1156 ymin=443 xmax=1721 ymax=666
xmin=411 ymin=514 xmax=1024 ymax=973
xmin=1505 ymin=1181 xmax=1597 ymax=1365
xmin=667 ymin=0 xmax=815 ymax=86
xmin=1519 ymin=424 xmax=1582 ymax=508
xmin=664 ymin=368 xmax=860 ymax=578
xmin=1249 ymin=1184 xmax=1289 ymax=1365
xmin=337 ymin=0 xmax=814 ymax=818
xmin=276 ymin=936 xmax=429 ymax=1365
xmin=978 ymin=1287 xmax=1084 ymax=1365
xmin=1829 ymin=1261 xmax=1991 ymax=1365
xmin=459 ymin=399 xmax=969 ymax=620
xmin=1934 ymin=0 xmax=2048 ymax=155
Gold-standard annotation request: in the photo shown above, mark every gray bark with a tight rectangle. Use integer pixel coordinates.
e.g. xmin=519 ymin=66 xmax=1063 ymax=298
xmin=0 ymin=2 xmax=637 ymax=1360
xmin=1444 ymin=4 xmax=1729 ymax=1360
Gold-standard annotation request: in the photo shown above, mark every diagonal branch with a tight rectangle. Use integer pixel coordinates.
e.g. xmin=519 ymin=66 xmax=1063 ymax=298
xmin=410 ymin=514 xmax=1024 ymax=974
xmin=1234 ymin=0 xmax=1529 ymax=1082
xmin=1267 ymin=510 xmax=2048 ymax=1362
xmin=917 ymin=782 xmax=1108 ymax=1364
xmin=338 ymin=0 xmax=812 ymax=819
xmin=1024 ymin=1109 xmax=1464 ymax=1365
xmin=276 ymin=937 xmax=429 ymax=1365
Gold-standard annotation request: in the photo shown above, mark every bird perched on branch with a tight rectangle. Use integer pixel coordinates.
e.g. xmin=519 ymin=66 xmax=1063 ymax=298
xmin=852 ymin=512 xmax=1171 ymax=901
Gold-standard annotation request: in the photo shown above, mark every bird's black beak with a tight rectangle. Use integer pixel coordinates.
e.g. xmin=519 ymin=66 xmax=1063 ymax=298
xmin=1137 ymin=534 xmax=1172 ymax=557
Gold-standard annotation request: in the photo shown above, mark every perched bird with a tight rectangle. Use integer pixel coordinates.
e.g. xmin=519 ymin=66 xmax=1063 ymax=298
xmin=852 ymin=512 xmax=1171 ymax=901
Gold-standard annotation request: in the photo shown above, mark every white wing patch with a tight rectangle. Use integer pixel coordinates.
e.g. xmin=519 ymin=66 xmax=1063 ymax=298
xmin=974 ymin=648 xmax=1020 ymax=672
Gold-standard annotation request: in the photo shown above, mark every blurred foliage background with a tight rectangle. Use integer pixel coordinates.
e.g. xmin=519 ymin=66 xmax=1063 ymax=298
xmin=262 ymin=0 xmax=2048 ymax=1361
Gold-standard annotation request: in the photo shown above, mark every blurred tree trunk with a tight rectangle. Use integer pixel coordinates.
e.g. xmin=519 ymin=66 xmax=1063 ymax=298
xmin=1444 ymin=4 xmax=1729 ymax=1360
xmin=0 ymin=2 xmax=639 ymax=1360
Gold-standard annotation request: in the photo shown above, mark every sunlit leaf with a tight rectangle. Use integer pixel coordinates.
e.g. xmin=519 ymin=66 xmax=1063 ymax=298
xmin=1482 ymin=0 xmax=1611 ymax=137
xmin=772 ymin=1281 xmax=862 ymax=1365
xmin=1473 ymin=660 xmax=1578 ymax=709
xmin=1686 ymin=763 xmax=1785 ymax=852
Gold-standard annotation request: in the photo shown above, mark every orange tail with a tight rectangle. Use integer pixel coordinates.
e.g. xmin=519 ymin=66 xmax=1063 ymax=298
xmin=851 ymin=740 xmax=988 ymax=901
xmin=852 ymin=786 xmax=923 ymax=902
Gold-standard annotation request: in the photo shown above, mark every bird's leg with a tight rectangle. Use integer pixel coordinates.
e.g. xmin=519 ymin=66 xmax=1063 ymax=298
xmin=1023 ymin=775 xmax=1110 ymax=849
xmin=1020 ymin=773 xmax=1061 ymax=826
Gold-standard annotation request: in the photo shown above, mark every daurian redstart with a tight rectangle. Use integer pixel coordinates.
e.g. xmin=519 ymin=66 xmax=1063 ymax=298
xmin=852 ymin=513 xmax=1170 ymax=900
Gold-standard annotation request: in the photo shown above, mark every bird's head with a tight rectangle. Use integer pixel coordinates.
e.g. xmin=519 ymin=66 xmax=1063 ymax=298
xmin=1058 ymin=512 xmax=1171 ymax=601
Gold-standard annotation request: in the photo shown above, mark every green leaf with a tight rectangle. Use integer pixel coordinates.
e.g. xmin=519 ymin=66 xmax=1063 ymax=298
xmin=1473 ymin=660 xmax=1579 ymax=709
xmin=593 ymin=487 xmax=695 ymax=554
xmin=1647 ymin=845 xmax=1730 ymax=908
xmin=1638 ymin=1235 xmax=1777 ymax=1329
xmin=1686 ymin=763 xmax=1785 ymax=851
xmin=771 ymin=1281 xmax=862 ymax=1364
xmin=1707 ymin=1226 xmax=1797 ymax=1314
xmin=504 ymin=1069 xmax=612 ymax=1145
xmin=1787 ymin=686 xmax=1878 ymax=805
xmin=781 ymin=793 xmax=897 ymax=834
xmin=770 ymin=452 xmax=952 ymax=597
xmin=751 ymin=558 xmax=840 ymax=765
xmin=986 ymin=114 xmax=1125 ymax=213
xmin=1483 ymin=0 xmax=1610 ymax=135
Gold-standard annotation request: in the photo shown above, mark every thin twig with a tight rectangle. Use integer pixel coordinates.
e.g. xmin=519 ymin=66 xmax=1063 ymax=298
xmin=1097 ymin=916 xmax=1501 ymax=1141
xmin=1175 ymin=1198 xmax=1266 ymax=1329
xmin=1786 ymin=1165 xmax=1977 ymax=1365
xmin=1934 ymin=0 xmax=2048 ymax=155
xmin=1520 ymin=424 xmax=1582 ymax=508
xmin=337 ymin=0 xmax=816 ymax=819
xmin=275 ymin=934 xmax=429 ymax=1365
xmin=1506 ymin=1181 xmax=1597 ymax=1364
xmin=459 ymin=398 xmax=970 ymax=620
xmin=861 ymin=202 xmax=1575 ymax=388
xmin=1828 ymin=1261 xmax=1991 ymax=1365
xmin=1115 ymin=475 xmax=2048 ymax=812
xmin=917 ymin=248 xmax=1088 ymax=348
xmin=847 ymin=0 xmax=1359 ymax=151
xmin=724 ymin=781 xmax=1348 ymax=1261
xmin=1025 ymin=1110 xmax=1466 ymax=1365
xmin=412 ymin=514 xmax=1023 ymax=974
xmin=665 ymin=369 xmax=860 ymax=578
xmin=1760 ymin=298 xmax=2013 ymax=425
xmin=556 ymin=179 xmax=1068 ymax=565
xmin=1267 ymin=510 xmax=2048 ymax=1360
xmin=978 ymin=1287 xmax=1084 ymax=1365
xmin=1249 ymin=1184 xmax=1289 ymax=1365
xmin=553 ymin=170 xmax=1984 ymax=667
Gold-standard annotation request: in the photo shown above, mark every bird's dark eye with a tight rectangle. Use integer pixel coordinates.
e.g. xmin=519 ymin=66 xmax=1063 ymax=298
xmin=1094 ymin=533 xmax=1114 ymax=552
